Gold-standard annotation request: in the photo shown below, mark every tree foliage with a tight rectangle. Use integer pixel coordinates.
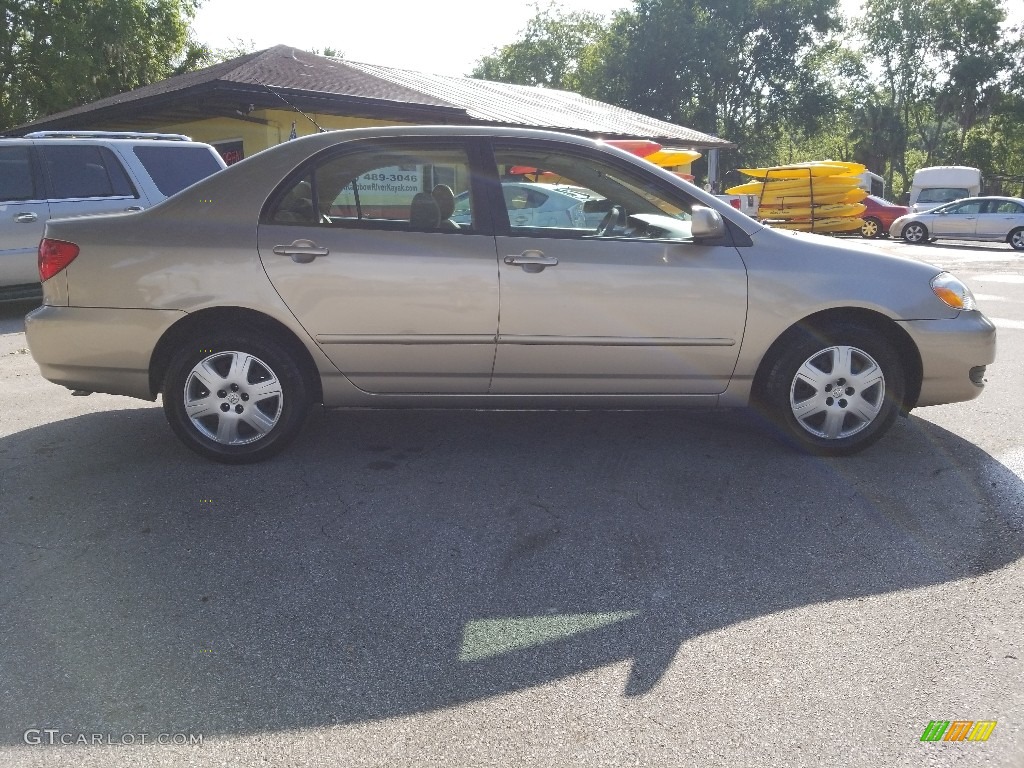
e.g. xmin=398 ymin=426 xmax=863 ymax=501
xmin=0 ymin=0 xmax=203 ymax=130
xmin=471 ymin=2 xmax=606 ymax=91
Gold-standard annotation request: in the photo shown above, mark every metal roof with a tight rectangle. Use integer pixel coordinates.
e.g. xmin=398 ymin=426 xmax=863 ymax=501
xmin=345 ymin=61 xmax=732 ymax=149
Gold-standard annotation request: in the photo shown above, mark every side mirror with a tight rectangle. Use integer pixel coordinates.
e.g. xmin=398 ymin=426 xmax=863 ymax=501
xmin=691 ymin=205 xmax=725 ymax=240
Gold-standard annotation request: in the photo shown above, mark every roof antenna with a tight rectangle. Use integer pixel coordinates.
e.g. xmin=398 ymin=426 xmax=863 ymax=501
xmin=255 ymin=78 xmax=327 ymax=133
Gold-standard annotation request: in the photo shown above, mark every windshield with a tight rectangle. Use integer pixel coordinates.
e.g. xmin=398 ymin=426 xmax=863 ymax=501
xmin=917 ymin=187 xmax=968 ymax=204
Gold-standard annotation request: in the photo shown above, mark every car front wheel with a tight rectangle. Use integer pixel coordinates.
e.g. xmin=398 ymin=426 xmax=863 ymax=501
xmin=162 ymin=335 xmax=310 ymax=463
xmin=901 ymin=222 xmax=929 ymax=244
xmin=762 ymin=325 xmax=904 ymax=455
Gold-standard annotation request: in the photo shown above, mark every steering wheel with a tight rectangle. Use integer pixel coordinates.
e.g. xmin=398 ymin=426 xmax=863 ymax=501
xmin=597 ymin=205 xmax=627 ymax=236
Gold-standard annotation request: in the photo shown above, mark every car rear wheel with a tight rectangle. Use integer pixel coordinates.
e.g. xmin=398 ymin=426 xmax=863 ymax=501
xmin=162 ymin=335 xmax=310 ymax=463
xmin=761 ymin=325 xmax=904 ymax=455
xmin=901 ymin=221 xmax=929 ymax=244
xmin=1009 ymin=228 xmax=1024 ymax=251
xmin=860 ymin=217 xmax=882 ymax=238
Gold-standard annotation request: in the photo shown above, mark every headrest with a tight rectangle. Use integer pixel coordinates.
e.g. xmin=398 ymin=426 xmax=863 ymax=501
xmin=431 ymin=184 xmax=456 ymax=218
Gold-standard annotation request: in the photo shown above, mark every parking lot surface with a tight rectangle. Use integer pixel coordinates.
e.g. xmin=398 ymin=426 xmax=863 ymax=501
xmin=0 ymin=238 xmax=1022 ymax=767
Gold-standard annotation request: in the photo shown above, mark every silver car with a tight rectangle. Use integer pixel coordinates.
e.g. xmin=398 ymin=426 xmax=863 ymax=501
xmin=890 ymin=196 xmax=1024 ymax=250
xmin=26 ymin=126 xmax=996 ymax=463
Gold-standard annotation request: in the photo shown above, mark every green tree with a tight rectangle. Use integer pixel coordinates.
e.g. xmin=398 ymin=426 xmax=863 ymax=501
xmin=470 ymin=2 xmax=607 ymax=91
xmin=1 ymin=0 xmax=203 ymax=130
xmin=583 ymin=0 xmax=842 ymax=167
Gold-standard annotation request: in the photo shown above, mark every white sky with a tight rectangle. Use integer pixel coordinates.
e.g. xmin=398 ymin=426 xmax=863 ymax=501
xmin=190 ymin=0 xmax=1024 ymax=77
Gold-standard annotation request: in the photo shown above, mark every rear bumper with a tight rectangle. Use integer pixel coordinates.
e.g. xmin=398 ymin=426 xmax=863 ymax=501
xmin=25 ymin=305 xmax=185 ymax=400
xmin=898 ymin=312 xmax=997 ymax=407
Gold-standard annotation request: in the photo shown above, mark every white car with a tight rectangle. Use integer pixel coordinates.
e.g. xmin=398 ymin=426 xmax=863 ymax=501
xmin=890 ymin=196 xmax=1024 ymax=249
xmin=453 ymin=182 xmax=590 ymax=229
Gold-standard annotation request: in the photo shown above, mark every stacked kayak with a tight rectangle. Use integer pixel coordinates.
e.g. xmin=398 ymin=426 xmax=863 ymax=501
xmin=725 ymin=161 xmax=868 ymax=233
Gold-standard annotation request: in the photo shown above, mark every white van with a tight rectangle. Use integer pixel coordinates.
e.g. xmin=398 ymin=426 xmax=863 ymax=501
xmin=910 ymin=166 xmax=982 ymax=213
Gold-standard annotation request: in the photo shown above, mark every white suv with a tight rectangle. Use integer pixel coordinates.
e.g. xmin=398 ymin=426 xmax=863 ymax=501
xmin=0 ymin=131 xmax=226 ymax=300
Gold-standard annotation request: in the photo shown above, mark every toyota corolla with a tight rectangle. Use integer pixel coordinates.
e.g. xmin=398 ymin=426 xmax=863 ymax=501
xmin=26 ymin=126 xmax=996 ymax=463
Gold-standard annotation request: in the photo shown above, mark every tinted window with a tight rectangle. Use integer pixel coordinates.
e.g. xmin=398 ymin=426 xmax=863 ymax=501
xmin=41 ymin=145 xmax=136 ymax=199
xmin=133 ymin=145 xmax=224 ymax=196
xmin=0 ymin=146 xmax=36 ymax=201
xmin=267 ymin=144 xmax=474 ymax=233
xmin=947 ymin=201 xmax=983 ymax=215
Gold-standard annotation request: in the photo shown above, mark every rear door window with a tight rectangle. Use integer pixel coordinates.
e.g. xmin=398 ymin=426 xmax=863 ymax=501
xmin=40 ymin=145 xmax=137 ymax=200
xmin=133 ymin=145 xmax=224 ymax=196
xmin=0 ymin=146 xmax=37 ymax=201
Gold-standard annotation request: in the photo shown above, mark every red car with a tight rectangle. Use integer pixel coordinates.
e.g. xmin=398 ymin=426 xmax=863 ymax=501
xmin=860 ymin=195 xmax=910 ymax=238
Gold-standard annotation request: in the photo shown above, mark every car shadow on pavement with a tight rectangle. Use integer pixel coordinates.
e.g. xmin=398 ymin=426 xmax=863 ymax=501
xmin=1 ymin=406 xmax=1021 ymax=740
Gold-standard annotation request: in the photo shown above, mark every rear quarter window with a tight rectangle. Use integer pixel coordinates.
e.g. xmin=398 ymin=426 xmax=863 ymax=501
xmin=133 ymin=146 xmax=224 ymax=197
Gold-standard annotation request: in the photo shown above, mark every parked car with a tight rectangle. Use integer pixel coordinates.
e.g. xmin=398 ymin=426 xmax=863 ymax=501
xmin=26 ymin=126 xmax=995 ymax=463
xmin=0 ymin=131 xmax=226 ymax=300
xmin=859 ymin=195 xmax=910 ymax=238
xmin=890 ymin=196 xmax=1024 ymax=250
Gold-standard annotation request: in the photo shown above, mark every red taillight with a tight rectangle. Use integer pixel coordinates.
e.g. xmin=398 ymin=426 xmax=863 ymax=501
xmin=39 ymin=238 xmax=80 ymax=282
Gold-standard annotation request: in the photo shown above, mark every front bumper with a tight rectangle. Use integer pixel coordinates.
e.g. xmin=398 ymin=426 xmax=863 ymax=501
xmin=897 ymin=312 xmax=996 ymax=407
xmin=25 ymin=305 xmax=185 ymax=401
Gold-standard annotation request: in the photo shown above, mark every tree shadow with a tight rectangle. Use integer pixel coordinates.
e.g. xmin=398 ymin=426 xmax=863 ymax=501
xmin=1 ymin=406 xmax=1020 ymax=740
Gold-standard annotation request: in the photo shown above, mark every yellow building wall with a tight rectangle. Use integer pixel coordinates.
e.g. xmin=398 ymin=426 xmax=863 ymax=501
xmin=147 ymin=110 xmax=417 ymax=161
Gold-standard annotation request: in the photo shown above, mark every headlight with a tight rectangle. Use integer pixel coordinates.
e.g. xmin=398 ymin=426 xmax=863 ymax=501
xmin=930 ymin=272 xmax=977 ymax=310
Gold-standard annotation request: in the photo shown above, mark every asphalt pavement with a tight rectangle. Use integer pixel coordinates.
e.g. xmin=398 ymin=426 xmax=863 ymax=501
xmin=0 ymin=238 xmax=1021 ymax=767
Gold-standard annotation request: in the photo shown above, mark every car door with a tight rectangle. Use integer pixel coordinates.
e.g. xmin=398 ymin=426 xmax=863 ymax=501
xmin=976 ymin=199 xmax=1024 ymax=239
xmin=486 ymin=140 xmax=747 ymax=395
xmin=930 ymin=199 xmax=982 ymax=238
xmin=38 ymin=144 xmax=148 ymax=222
xmin=257 ymin=139 xmax=499 ymax=394
xmin=0 ymin=145 xmax=48 ymax=288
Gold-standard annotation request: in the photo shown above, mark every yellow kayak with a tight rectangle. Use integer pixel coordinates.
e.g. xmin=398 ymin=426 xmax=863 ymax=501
xmin=646 ymin=149 xmax=701 ymax=167
xmin=739 ymin=161 xmax=866 ymax=179
xmin=755 ymin=188 xmax=869 ymax=206
xmin=769 ymin=217 xmax=866 ymax=232
xmin=758 ymin=202 xmax=867 ymax=220
xmin=726 ymin=177 xmax=861 ymax=195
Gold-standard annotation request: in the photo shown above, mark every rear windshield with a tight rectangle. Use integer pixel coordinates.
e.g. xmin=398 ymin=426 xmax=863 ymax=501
xmin=132 ymin=145 xmax=224 ymax=197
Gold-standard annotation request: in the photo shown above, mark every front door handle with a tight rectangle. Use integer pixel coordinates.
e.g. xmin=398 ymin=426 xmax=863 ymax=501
xmin=273 ymin=239 xmax=330 ymax=264
xmin=504 ymin=250 xmax=558 ymax=270
xmin=125 ymin=205 xmax=144 ymax=213
xmin=15 ymin=212 xmax=38 ymax=223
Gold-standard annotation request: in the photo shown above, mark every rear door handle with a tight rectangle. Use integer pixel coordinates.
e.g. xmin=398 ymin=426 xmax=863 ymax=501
xmin=273 ymin=239 xmax=330 ymax=263
xmin=15 ymin=212 xmax=38 ymax=223
xmin=125 ymin=205 xmax=144 ymax=212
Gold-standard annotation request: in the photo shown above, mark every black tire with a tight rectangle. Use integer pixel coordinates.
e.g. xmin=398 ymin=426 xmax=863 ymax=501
xmin=860 ymin=217 xmax=882 ymax=238
xmin=901 ymin=221 xmax=929 ymax=244
xmin=760 ymin=324 xmax=904 ymax=456
xmin=162 ymin=334 xmax=310 ymax=463
xmin=1009 ymin=227 xmax=1024 ymax=251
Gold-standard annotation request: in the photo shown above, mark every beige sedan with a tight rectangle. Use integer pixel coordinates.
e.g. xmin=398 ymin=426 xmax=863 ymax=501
xmin=26 ymin=126 xmax=996 ymax=462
